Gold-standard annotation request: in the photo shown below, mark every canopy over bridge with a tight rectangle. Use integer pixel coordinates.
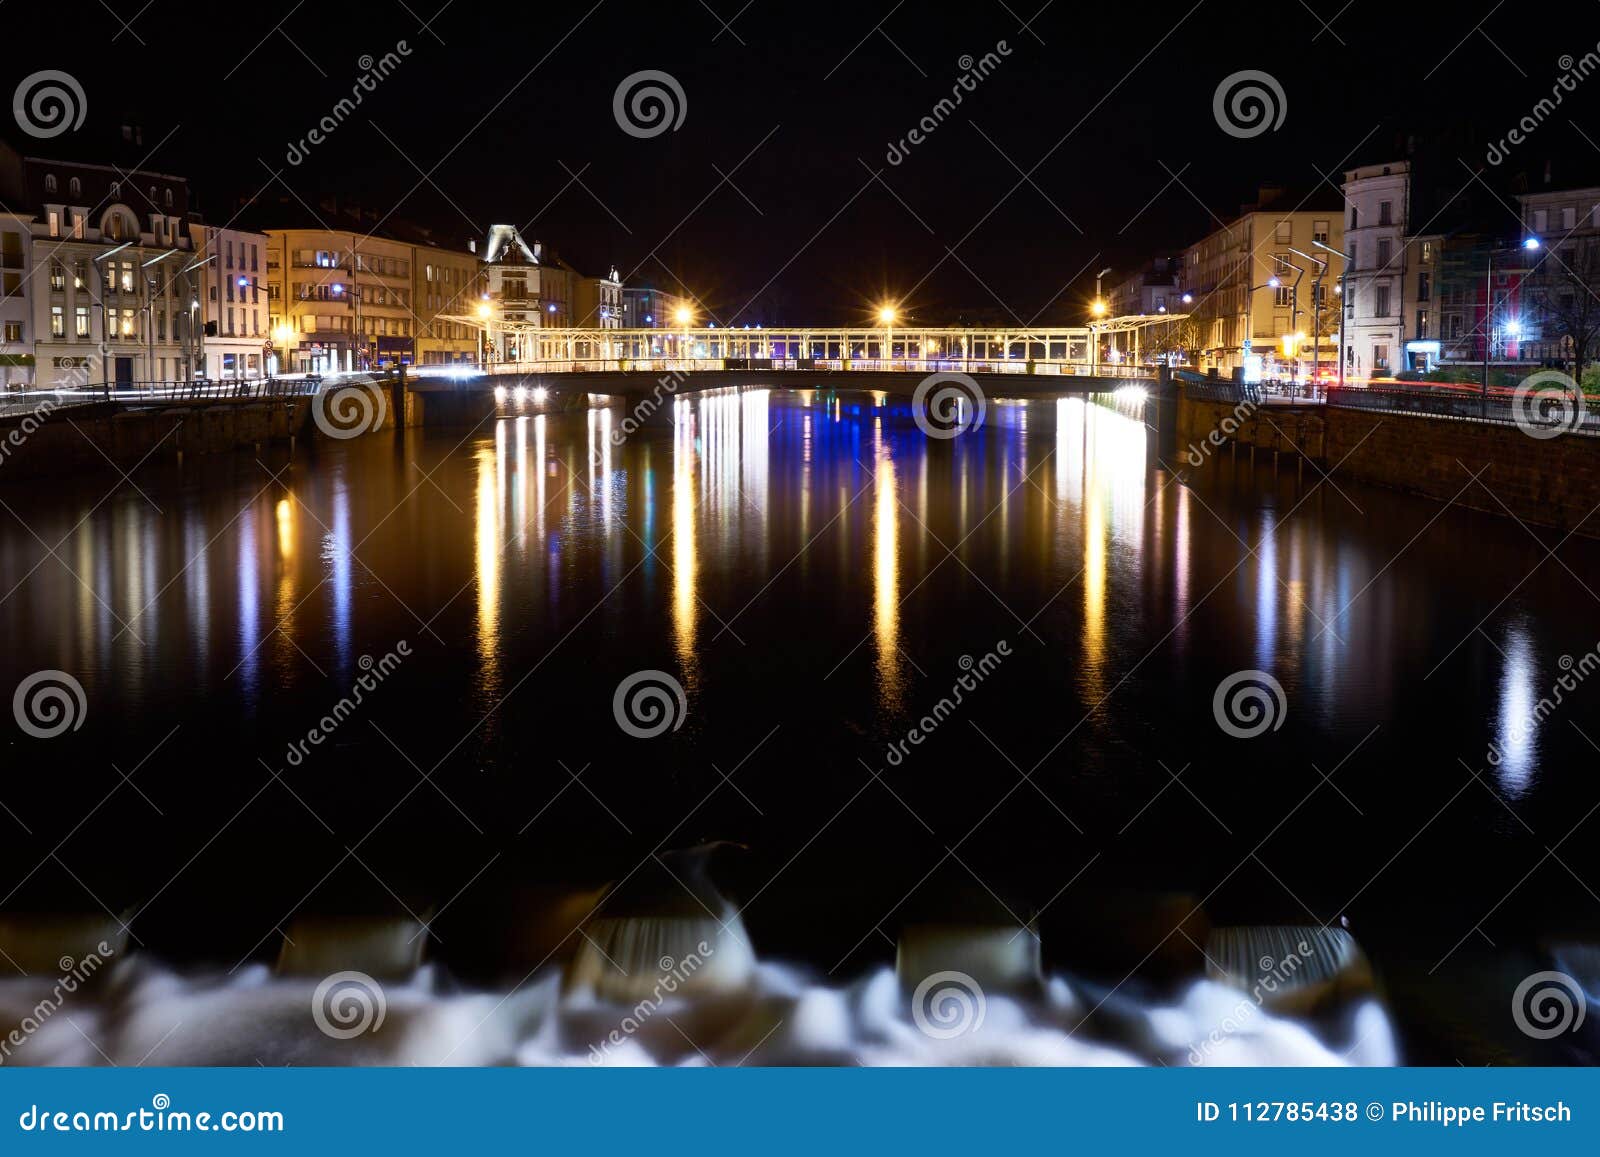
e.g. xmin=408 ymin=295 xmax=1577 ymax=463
xmin=426 ymin=322 xmax=1183 ymax=377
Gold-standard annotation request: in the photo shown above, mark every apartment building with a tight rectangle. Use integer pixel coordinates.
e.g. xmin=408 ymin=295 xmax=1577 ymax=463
xmin=0 ymin=140 xmax=199 ymax=386
xmin=0 ymin=214 xmax=30 ymax=388
xmin=1178 ymin=188 xmax=1342 ymax=379
xmin=267 ymin=229 xmax=417 ymax=374
xmin=190 ymin=223 xmax=270 ymax=378
xmin=573 ymin=267 xmax=623 ymax=328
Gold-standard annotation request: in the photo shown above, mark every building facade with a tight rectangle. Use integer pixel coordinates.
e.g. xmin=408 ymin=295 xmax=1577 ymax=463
xmin=620 ymin=285 xmax=679 ymax=329
xmin=267 ymin=229 xmax=417 ymax=374
xmin=1178 ymin=192 xmax=1342 ymax=379
xmin=574 ymin=267 xmax=623 ymax=328
xmin=0 ymin=143 xmax=199 ymax=387
xmin=1 ymin=214 xmax=31 ymax=388
xmin=479 ymin=225 xmax=586 ymax=359
xmin=414 ymin=245 xmax=480 ymax=365
xmin=191 ymin=223 xmax=270 ymax=379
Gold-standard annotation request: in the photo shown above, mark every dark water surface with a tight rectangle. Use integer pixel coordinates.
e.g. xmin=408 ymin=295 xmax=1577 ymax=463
xmin=2 ymin=388 xmax=1598 ymax=1062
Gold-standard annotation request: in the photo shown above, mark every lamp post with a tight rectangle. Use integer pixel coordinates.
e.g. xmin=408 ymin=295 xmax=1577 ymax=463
xmin=1289 ymin=246 xmax=1329 ymax=396
xmin=1310 ymin=239 xmax=1348 ymax=394
xmin=1092 ymin=266 xmax=1112 ymax=368
xmin=1480 ymin=237 xmax=1542 ymax=418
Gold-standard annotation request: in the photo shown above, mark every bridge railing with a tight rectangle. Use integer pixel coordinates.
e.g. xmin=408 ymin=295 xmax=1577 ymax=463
xmin=104 ymin=378 xmax=323 ymax=403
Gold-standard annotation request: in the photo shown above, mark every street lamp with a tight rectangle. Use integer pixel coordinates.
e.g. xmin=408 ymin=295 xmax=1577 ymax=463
xmin=1289 ymin=246 xmax=1329 ymax=394
xmin=272 ymin=323 xmax=295 ymax=376
xmin=1481 ymin=237 xmax=1542 ymax=417
xmin=878 ymin=304 xmax=898 ymax=365
xmin=1311 ymin=238 xmax=1348 ymax=392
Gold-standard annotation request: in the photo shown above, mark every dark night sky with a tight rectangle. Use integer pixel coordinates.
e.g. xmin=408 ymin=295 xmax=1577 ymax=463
xmin=8 ymin=0 xmax=1600 ymax=323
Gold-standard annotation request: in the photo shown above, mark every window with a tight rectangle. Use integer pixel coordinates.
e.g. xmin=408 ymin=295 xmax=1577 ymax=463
xmin=1373 ymin=343 xmax=1390 ymax=370
xmin=44 ymin=174 xmax=58 ymax=194
xmin=1416 ymin=309 xmax=1429 ymax=337
xmin=1349 ymin=207 xmax=1358 ymax=229
xmin=50 ymin=306 xmax=64 ymax=336
xmin=1349 ymin=241 xmax=1358 ymax=270
xmin=164 ymin=189 xmax=173 ymax=208
xmin=1420 ymin=240 xmax=1433 ymax=263
xmin=120 ymin=262 xmax=134 ymax=293
xmin=1274 ymin=221 xmax=1291 ymax=243
xmin=1379 ymin=200 xmax=1392 ymax=226
xmin=109 ymin=180 xmax=120 ymax=198
xmin=1375 ymin=284 xmax=1391 ymax=316
xmin=1417 ymin=272 xmax=1431 ymax=302
xmin=1562 ymin=206 xmax=1576 ymax=230
xmin=75 ymin=305 xmax=89 ymax=337
xmin=1313 ymin=220 xmax=1329 ymax=244
xmin=3 ymin=322 xmax=22 ymax=342
xmin=68 ymin=177 xmax=80 ymax=197
xmin=1533 ymin=208 xmax=1548 ymax=233
xmin=49 ymin=261 xmax=64 ymax=290
xmin=1377 ymin=238 xmax=1392 ymax=268
xmin=47 ymin=210 xmax=60 ymax=238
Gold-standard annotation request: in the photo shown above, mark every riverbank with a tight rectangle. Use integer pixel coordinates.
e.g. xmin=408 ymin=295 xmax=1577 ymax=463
xmin=1178 ymin=389 xmax=1600 ymax=538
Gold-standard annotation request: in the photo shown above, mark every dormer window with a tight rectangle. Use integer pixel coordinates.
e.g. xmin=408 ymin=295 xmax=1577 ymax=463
xmin=164 ymin=188 xmax=173 ymax=208
xmin=43 ymin=174 xmax=58 ymax=194
xmin=109 ymin=180 xmax=120 ymax=198
xmin=68 ymin=177 xmax=81 ymax=197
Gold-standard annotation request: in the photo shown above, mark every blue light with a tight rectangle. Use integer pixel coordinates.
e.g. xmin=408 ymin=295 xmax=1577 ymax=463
xmin=645 ymin=314 xmax=653 ymax=323
xmin=1523 ymin=237 xmax=1541 ymax=250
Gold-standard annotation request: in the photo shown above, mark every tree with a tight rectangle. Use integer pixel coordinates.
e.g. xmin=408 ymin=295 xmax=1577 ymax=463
xmin=1147 ymin=317 xmax=1201 ymax=365
xmin=1528 ymin=237 xmax=1600 ymax=387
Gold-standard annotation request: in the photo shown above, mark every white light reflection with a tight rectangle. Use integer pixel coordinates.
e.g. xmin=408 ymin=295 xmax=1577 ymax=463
xmin=1491 ymin=625 xmax=1538 ymax=798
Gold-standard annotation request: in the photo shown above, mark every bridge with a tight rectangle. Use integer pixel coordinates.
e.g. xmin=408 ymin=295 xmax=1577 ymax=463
xmin=416 ymin=323 xmax=1182 ymax=387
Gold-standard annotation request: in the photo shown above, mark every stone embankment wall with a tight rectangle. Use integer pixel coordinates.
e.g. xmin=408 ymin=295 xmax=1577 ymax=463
xmin=1178 ymin=389 xmax=1600 ymax=538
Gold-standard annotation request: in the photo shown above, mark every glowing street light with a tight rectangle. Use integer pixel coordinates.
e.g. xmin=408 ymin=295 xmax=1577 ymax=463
xmin=674 ymin=305 xmax=693 ymax=325
xmin=1090 ymin=300 xmax=1108 ymax=317
xmin=877 ymin=305 xmax=898 ymax=324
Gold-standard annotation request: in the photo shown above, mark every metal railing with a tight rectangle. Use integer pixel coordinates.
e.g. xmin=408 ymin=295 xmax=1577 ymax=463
xmin=1326 ymin=383 xmax=1600 ymax=435
xmin=103 ymin=377 xmax=323 ymax=403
